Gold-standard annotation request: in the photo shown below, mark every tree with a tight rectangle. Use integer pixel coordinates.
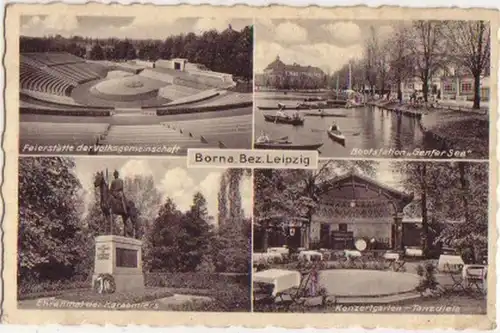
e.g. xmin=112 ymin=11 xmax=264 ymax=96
xmin=89 ymin=44 xmax=104 ymax=60
xmin=410 ymin=21 xmax=445 ymax=102
xmin=178 ymin=192 xmax=214 ymax=271
xmin=363 ymin=26 xmax=379 ymax=95
xmin=18 ymin=157 xmax=87 ymax=283
xmin=386 ymin=24 xmax=415 ymax=102
xmin=217 ymin=172 xmax=228 ymax=226
xmin=144 ymin=198 xmax=185 ymax=272
xmin=442 ymin=21 xmax=491 ymax=109
xmin=395 ymin=161 xmax=488 ymax=261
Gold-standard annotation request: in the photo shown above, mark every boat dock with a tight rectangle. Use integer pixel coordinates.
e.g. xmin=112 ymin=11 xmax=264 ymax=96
xmin=367 ymin=101 xmax=425 ymax=119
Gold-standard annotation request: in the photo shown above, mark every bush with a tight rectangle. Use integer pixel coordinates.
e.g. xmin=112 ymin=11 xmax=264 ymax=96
xmin=144 ymin=272 xmax=247 ymax=290
xmin=416 ymin=262 xmax=438 ymax=294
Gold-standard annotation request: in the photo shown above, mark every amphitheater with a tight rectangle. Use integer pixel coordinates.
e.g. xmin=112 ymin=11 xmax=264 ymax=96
xmin=20 ymin=52 xmax=252 ymax=155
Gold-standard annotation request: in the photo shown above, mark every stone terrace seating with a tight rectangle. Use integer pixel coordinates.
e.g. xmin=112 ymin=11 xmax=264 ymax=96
xmin=49 ymin=62 xmax=103 ymax=84
xmin=20 ymin=122 xmax=110 ymax=146
xmin=23 ymin=52 xmax=85 ymax=66
xmin=162 ymin=114 xmax=252 ymax=149
xmin=20 ymin=63 xmax=75 ymax=96
xmin=20 ymin=89 xmax=82 ymax=106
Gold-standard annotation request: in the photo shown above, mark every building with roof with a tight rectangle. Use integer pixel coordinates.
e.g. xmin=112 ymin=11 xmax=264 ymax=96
xmin=259 ymin=55 xmax=327 ymax=89
xmin=254 ymin=171 xmax=444 ymax=252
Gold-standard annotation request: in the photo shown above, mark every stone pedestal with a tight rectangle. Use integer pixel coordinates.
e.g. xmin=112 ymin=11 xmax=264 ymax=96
xmin=92 ymin=235 xmax=144 ymax=292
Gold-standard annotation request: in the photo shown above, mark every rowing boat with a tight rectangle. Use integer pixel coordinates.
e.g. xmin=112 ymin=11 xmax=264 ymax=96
xmin=258 ymin=105 xmax=311 ymax=111
xmin=327 ymin=129 xmax=346 ymax=146
xmin=263 ymin=114 xmax=304 ymax=126
xmin=254 ymin=141 xmax=323 ymax=150
xmin=304 ymin=113 xmax=347 ymax=118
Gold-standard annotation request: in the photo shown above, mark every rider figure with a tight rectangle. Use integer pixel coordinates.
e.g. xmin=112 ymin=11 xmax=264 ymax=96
xmin=110 ymin=170 xmax=127 ymax=213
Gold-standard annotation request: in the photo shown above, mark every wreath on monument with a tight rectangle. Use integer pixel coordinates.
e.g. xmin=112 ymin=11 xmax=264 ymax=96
xmin=94 ymin=273 xmax=116 ymax=294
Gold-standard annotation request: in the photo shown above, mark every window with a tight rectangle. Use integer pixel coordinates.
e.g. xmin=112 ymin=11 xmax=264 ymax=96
xmin=461 ymin=82 xmax=472 ymax=92
xmin=444 ymin=83 xmax=454 ymax=92
xmin=339 ymin=223 xmax=348 ymax=232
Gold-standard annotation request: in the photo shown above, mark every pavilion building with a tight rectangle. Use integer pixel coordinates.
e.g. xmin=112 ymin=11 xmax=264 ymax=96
xmin=255 ymin=171 xmax=427 ymax=252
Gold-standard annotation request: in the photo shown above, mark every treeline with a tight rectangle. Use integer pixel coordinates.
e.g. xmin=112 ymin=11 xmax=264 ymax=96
xmin=256 ymin=73 xmax=328 ymax=91
xmin=19 ymin=25 xmax=253 ymax=80
xmin=331 ymin=21 xmax=490 ymax=109
xmin=18 ymin=157 xmax=250 ymax=288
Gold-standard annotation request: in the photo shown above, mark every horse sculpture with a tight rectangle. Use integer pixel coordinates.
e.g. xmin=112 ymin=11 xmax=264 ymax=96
xmin=93 ymin=171 xmax=139 ymax=239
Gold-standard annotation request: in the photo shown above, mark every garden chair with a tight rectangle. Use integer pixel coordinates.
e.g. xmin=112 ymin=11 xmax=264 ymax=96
xmin=382 ymin=252 xmax=406 ymax=272
xmin=443 ymin=263 xmax=467 ymax=294
xmin=463 ymin=265 xmax=487 ymax=297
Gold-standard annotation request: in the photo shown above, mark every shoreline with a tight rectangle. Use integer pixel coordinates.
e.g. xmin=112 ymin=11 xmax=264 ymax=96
xmin=368 ymin=100 xmax=489 ymax=159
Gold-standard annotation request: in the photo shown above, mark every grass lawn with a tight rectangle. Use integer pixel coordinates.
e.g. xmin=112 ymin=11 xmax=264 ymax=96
xmin=421 ymin=111 xmax=488 ymax=158
xmin=57 ymin=287 xmax=175 ymax=303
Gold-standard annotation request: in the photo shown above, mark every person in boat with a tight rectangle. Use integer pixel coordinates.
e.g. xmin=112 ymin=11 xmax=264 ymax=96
xmin=256 ymin=131 xmax=270 ymax=143
xmin=318 ymin=108 xmax=324 ymax=115
xmin=293 ymin=110 xmax=300 ymax=119
xmin=276 ymin=104 xmax=288 ymax=119
xmin=329 ymin=121 xmax=339 ymax=132
xmin=276 ymin=108 xmax=287 ymax=118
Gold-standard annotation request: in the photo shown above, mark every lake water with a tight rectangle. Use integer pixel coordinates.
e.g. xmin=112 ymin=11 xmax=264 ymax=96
xmin=254 ymin=92 xmax=426 ymax=158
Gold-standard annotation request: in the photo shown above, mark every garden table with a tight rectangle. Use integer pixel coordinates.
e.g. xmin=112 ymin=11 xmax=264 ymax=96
xmin=405 ymin=247 xmax=424 ymax=258
xmin=253 ymin=269 xmax=301 ymax=297
xmin=299 ymin=250 xmax=323 ymax=262
xmin=253 ymin=252 xmax=283 ymax=265
xmin=267 ymin=247 xmax=289 ymax=257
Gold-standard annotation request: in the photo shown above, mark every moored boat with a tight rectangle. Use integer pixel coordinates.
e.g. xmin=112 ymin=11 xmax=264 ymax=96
xmin=254 ymin=141 xmax=323 ymax=150
xmin=304 ymin=113 xmax=347 ymax=118
xmin=327 ymin=129 xmax=346 ymax=146
xmin=263 ymin=114 xmax=304 ymax=126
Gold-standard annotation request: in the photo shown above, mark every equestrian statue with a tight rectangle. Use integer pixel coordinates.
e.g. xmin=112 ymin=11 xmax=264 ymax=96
xmin=94 ymin=170 xmax=140 ymax=239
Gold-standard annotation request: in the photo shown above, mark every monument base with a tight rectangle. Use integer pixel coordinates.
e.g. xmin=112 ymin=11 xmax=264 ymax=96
xmin=93 ymin=235 xmax=145 ymax=292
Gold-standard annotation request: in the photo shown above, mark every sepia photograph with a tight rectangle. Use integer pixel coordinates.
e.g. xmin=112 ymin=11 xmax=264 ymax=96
xmin=18 ymin=157 xmax=252 ymax=311
xmin=253 ymin=160 xmax=489 ymax=313
xmin=254 ymin=20 xmax=490 ymax=159
xmin=19 ymin=15 xmax=253 ymax=156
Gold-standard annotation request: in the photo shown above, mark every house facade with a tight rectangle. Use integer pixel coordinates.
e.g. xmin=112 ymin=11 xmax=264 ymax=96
xmin=259 ymin=55 xmax=327 ymax=89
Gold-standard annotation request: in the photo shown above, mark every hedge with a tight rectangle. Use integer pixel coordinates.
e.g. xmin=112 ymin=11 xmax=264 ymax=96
xmin=156 ymin=101 xmax=252 ymax=115
xmin=20 ymin=107 xmax=111 ymax=117
xmin=18 ymin=279 xmax=91 ymax=300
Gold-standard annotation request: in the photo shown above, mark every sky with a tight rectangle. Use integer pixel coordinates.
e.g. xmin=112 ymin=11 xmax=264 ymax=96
xmin=255 ymin=19 xmax=398 ymax=74
xmin=72 ymin=157 xmax=252 ymax=223
xmin=20 ymin=15 xmax=252 ymax=39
